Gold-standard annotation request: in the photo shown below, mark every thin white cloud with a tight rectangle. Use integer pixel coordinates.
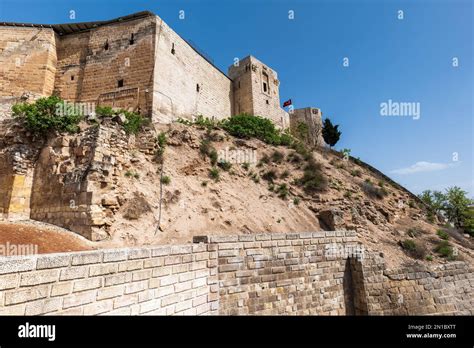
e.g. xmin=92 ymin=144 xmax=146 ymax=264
xmin=390 ymin=161 xmax=457 ymax=175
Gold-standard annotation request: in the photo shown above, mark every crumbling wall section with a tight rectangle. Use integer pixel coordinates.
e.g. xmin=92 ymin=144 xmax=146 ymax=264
xmin=28 ymin=122 xmax=135 ymax=241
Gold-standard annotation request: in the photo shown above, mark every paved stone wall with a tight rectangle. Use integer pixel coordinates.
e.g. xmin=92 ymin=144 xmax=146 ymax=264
xmin=152 ymin=16 xmax=233 ymax=123
xmin=0 ymin=231 xmax=472 ymax=315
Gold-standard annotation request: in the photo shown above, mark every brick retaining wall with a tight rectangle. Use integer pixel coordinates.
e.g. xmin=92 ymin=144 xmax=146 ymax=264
xmin=0 ymin=231 xmax=472 ymax=315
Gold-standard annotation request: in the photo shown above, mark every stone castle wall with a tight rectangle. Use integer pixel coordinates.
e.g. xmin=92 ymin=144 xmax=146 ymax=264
xmin=0 ymin=13 xmax=294 ymax=129
xmin=152 ymin=16 xmax=233 ymax=123
xmin=0 ymin=231 xmax=471 ymax=316
xmin=54 ymin=16 xmax=156 ymax=115
xmin=0 ymin=27 xmax=57 ymax=98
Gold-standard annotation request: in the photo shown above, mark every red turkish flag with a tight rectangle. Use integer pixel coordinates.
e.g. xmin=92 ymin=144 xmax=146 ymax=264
xmin=283 ymin=99 xmax=292 ymax=107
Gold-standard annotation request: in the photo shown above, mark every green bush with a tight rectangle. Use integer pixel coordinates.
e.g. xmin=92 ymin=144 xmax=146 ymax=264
xmin=217 ymin=160 xmax=232 ymax=171
xmin=221 ymin=114 xmax=292 ymax=146
xmin=194 ymin=115 xmax=218 ymax=129
xmin=280 ymin=170 xmax=290 ymax=179
xmin=434 ymin=240 xmax=455 ymax=259
xmin=436 ymin=230 xmax=449 ymax=240
xmin=209 ymin=150 xmax=218 ymax=166
xmin=123 ymin=111 xmax=145 ymax=134
xmin=293 ymin=197 xmax=300 ymax=205
xmin=125 ymin=170 xmax=139 ymax=179
xmin=287 ymin=152 xmax=302 ymax=164
xmin=277 ymin=184 xmax=289 ymax=199
xmin=200 ymin=139 xmax=211 ymax=156
xmin=262 ymin=169 xmax=277 ymax=183
xmin=95 ymin=105 xmax=114 ymax=118
xmin=407 ymin=228 xmax=422 ymax=238
xmin=241 ymin=162 xmax=250 ymax=171
xmin=351 ymin=169 xmax=362 ymax=177
xmin=95 ymin=106 xmax=146 ymax=134
xmin=250 ymin=173 xmax=260 ymax=183
xmin=209 ymin=167 xmax=220 ymax=181
xmin=12 ymin=96 xmax=83 ymax=135
xmin=161 ymin=175 xmax=171 ymax=185
xmin=154 ymin=132 xmax=167 ymax=163
xmin=271 ymin=150 xmax=284 ymax=163
xmin=157 ymin=132 xmax=167 ymax=148
xmin=361 ymin=180 xmax=388 ymax=199
xmin=401 ymin=239 xmax=427 ymax=259
xmin=297 ymin=158 xmax=327 ymax=194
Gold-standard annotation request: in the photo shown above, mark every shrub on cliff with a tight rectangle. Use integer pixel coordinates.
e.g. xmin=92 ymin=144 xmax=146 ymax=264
xmin=95 ymin=107 xmax=146 ymax=134
xmin=221 ymin=113 xmax=293 ymax=146
xmin=12 ymin=96 xmax=83 ymax=135
xmin=400 ymin=239 xmax=427 ymax=259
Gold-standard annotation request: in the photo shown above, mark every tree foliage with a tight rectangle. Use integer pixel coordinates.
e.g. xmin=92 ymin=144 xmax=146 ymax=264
xmin=321 ymin=118 xmax=341 ymax=148
xmin=419 ymin=187 xmax=474 ymax=235
xmin=12 ymin=96 xmax=83 ymax=135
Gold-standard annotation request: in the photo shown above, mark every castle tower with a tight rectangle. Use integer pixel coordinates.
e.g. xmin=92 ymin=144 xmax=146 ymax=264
xmin=289 ymin=107 xmax=325 ymax=147
xmin=228 ymin=56 xmax=289 ymax=128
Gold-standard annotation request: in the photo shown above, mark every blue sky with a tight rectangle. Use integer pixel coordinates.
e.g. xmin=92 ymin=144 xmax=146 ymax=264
xmin=1 ymin=0 xmax=472 ymax=197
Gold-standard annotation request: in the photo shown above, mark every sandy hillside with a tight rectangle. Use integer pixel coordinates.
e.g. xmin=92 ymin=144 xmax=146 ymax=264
xmin=85 ymin=122 xmax=474 ymax=268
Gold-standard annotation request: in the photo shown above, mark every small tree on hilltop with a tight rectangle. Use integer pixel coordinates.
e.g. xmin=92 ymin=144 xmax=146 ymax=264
xmin=444 ymin=186 xmax=472 ymax=229
xmin=322 ymin=118 xmax=341 ymax=148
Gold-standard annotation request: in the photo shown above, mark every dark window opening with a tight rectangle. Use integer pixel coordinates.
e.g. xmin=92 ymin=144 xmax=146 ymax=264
xmin=196 ymin=84 xmax=200 ymax=92
xmin=171 ymin=43 xmax=175 ymax=55
xmin=238 ymin=81 xmax=241 ymax=89
xmin=266 ymin=99 xmax=269 ymax=105
xmin=129 ymin=33 xmax=135 ymax=45
xmin=104 ymin=41 xmax=109 ymax=50
xmin=71 ymin=75 xmax=75 ymax=81
xmin=262 ymin=72 xmax=270 ymax=94
xmin=118 ymin=79 xmax=124 ymax=88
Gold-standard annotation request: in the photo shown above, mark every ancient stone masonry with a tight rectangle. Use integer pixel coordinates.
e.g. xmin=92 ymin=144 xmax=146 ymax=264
xmin=228 ymin=56 xmax=290 ymax=128
xmin=0 ymin=120 xmax=44 ymax=220
xmin=0 ymin=11 xmax=316 ymax=131
xmin=0 ymin=231 xmax=471 ymax=315
xmin=27 ymin=122 xmax=137 ymax=241
xmin=289 ymin=107 xmax=325 ymax=147
xmin=359 ymin=255 xmax=474 ymax=315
